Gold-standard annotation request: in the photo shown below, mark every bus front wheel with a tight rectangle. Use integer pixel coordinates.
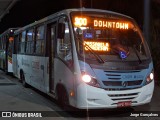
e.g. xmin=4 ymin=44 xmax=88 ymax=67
xmin=57 ymin=85 xmax=69 ymax=109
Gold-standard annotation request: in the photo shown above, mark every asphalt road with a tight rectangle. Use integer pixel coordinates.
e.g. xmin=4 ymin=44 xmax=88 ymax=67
xmin=0 ymin=70 xmax=160 ymax=120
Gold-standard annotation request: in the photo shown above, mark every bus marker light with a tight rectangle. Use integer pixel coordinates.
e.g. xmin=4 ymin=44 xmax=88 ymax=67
xmin=70 ymin=90 xmax=75 ymax=97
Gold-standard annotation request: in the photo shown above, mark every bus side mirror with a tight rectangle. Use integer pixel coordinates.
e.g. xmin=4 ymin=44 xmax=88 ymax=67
xmin=57 ymin=23 xmax=65 ymax=39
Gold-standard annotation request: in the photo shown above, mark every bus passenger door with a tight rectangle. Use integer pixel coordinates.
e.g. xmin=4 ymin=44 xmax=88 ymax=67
xmin=47 ymin=23 xmax=56 ymax=93
xmin=12 ymin=35 xmax=19 ymax=77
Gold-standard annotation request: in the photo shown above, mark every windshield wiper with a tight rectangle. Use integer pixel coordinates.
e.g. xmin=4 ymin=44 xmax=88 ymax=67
xmin=84 ymin=43 xmax=105 ymax=63
xmin=133 ymin=45 xmax=142 ymax=64
xmin=76 ymin=37 xmax=105 ymax=63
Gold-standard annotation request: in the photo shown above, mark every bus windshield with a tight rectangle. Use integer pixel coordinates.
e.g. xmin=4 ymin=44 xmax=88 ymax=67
xmin=71 ymin=12 xmax=150 ymax=62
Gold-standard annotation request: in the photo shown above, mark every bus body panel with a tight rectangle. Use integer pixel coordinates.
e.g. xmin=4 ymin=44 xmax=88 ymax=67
xmin=12 ymin=54 xmax=18 ymax=77
xmin=8 ymin=61 xmax=13 ymax=72
xmin=14 ymin=54 xmax=49 ymax=93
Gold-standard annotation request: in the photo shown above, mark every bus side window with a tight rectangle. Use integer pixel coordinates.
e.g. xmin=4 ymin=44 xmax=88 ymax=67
xmin=17 ymin=34 xmax=21 ymax=53
xmin=57 ymin=17 xmax=73 ymax=65
xmin=21 ymin=31 xmax=26 ymax=54
xmin=13 ymin=35 xmax=18 ymax=54
xmin=18 ymin=33 xmax=23 ymax=54
xmin=26 ymin=29 xmax=35 ymax=54
xmin=35 ymin=25 xmax=45 ymax=55
xmin=3 ymin=36 xmax=6 ymax=50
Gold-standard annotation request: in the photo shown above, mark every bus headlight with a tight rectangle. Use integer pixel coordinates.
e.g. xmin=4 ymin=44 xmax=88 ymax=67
xmin=81 ymin=74 xmax=100 ymax=88
xmin=146 ymin=71 xmax=154 ymax=84
xmin=82 ymin=74 xmax=92 ymax=83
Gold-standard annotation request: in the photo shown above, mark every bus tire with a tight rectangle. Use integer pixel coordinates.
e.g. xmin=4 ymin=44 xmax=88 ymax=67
xmin=20 ymin=71 xmax=29 ymax=88
xmin=57 ymin=85 xmax=69 ymax=109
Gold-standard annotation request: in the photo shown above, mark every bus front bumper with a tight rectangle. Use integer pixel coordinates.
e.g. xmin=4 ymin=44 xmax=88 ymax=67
xmin=76 ymin=80 xmax=154 ymax=109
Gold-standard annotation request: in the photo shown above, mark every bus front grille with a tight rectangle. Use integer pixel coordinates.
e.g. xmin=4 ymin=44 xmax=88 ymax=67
xmin=104 ymin=87 xmax=142 ymax=91
xmin=108 ymin=93 xmax=139 ymax=101
xmin=102 ymin=70 xmax=144 ymax=89
xmin=102 ymin=80 xmax=143 ymax=87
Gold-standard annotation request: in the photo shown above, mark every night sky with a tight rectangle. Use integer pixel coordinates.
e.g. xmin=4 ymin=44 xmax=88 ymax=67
xmin=0 ymin=0 xmax=144 ymax=33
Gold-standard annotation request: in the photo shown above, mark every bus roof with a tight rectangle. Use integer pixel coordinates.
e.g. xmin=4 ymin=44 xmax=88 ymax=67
xmin=0 ymin=28 xmax=19 ymax=37
xmin=65 ymin=8 xmax=132 ymax=19
xmin=14 ymin=8 xmax=134 ymax=34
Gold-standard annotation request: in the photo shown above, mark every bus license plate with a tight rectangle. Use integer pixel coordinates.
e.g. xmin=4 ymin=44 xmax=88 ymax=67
xmin=117 ymin=101 xmax=131 ymax=107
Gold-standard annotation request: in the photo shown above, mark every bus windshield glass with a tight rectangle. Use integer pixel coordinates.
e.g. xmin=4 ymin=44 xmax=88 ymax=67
xmin=71 ymin=12 xmax=150 ymax=62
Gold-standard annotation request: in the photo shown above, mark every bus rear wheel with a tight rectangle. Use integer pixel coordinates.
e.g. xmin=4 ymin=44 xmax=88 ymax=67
xmin=20 ymin=71 xmax=29 ymax=88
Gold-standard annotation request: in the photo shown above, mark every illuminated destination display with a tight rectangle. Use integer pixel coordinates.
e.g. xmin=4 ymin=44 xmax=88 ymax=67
xmin=74 ymin=17 xmax=129 ymax=29
xmin=94 ymin=20 xmax=129 ymax=29
xmin=84 ymin=41 xmax=109 ymax=52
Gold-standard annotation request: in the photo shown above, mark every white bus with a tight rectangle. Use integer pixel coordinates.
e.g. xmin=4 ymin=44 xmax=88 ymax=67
xmin=0 ymin=28 xmax=18 ymax=73
xmin=12 ymin=8 xmax=154 ymax=109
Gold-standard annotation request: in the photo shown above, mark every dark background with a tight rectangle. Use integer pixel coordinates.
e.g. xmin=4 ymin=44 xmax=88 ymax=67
xmin=0 ymin=0 xmax=145 ymax=33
